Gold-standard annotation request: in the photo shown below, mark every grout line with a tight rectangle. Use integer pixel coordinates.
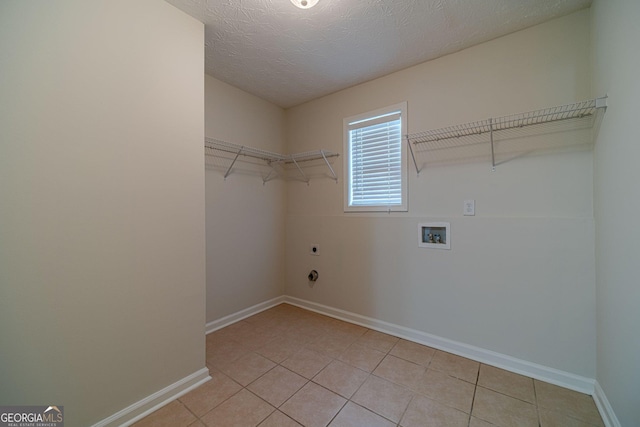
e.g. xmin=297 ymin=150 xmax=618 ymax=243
xmin=467 ymin=368 xmax=479 ymax=427
xmin=324 ymin=400 xmax=348 ymax=427
xmin=533 ymin=378 xmax=542 ymax=427
xmin=242 ymin=388 xmax=279 ymax=424
xmin=193 ymin=388 xmax=238 ymax=422
xmin=397 ymin=393 xmax=415 ymax=427
xmin=176 ymin=400 xmax=199 ymax=424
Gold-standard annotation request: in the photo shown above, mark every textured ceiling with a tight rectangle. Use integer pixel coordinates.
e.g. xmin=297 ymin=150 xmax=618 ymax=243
xmin=166 ymin=0 xmax=591 ymax=108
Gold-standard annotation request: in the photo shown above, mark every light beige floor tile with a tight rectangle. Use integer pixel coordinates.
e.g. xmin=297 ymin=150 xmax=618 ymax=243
xmin=206 ymin=363 xmax=216 ymax=375
xmin=252 ymin=322 xmax=282 ymax=335
xmin=351 ymin=375 xmax=413 ymax=423
xmin=413 ymin=369 xmax=475 ymax=413
xmin=539 ymin=407 xmax=604 ymax=427
xmin=267 ymin=324 xmax=294 ymax=338
xmin=338 ymin=343 xmax=386 ymax=372
xmin=206 ymin=330 xmax=235 ymax=349
xmin=132 ymin=400 xmax=196 ymax=427
xmin=206 ymin=339 xmax=250 ymax=369
xmin=214 ymin=321 xmax=256 ymax=342
xmin=313 ymin=360 xmax=369 ymax=398
xmin=234 ymin=328 xmax=279 ymax=351
xmin=290 ymin=322 xmax=330 ymax=340
xmin=535 ymin=380 xmax=604 ymax=427
xmin=390 ymin=339 xmax=436 ymax=367
xmin=281 ymin=348 xmax=333 ymax=379
xmin=257 ymin=410 xmax=303 ymax=427
xmin=280 ymin=382 xmax=347 ymax=427
xmin=477 ymin=364 xmax=535 ymax=403
xmin=303 ymin=312 xmax=334 ymax=330
xmin=281 ymin=326 xmax=319 ymax=345
xmin=329 ymin=402 xmax=395 ymax=427
xmin=400 ymin=394 xmax=469 ymax=427
xmin=472 ymin=387 xmax=538 ymax=427
xmin=243 ymin=308 xmax=280 ymax=326
xmin=149 ymin=306 xmax=612 ymax=427
xmin=205 ymin=330 xmax=233 ymax=352
xmin=220 ymin=352 xmax=276 ymax=386
xmin=179 ymin=371 xmax=242 ymax=416
xmin=356 ymin=330 xmax=399 ymax=353
xmin=247 ymin=366 xmax=308 ymax=407
xmin=430 ymin=350 xmax=480 ymax=383
xmin=469 ymin=417 xmax=497 ymax=427
xmin=200 ymin=389 xmax=274 ymax=427
xmin=269 ymin=303 xmax=298 ymax=315
xmin=306 ymin=332 xmax=354 ymax=358
xmin=329 ymin=319 xmax=368 ymax=340
xmin=373 ymin=355 xmax=426 ymax=389
xmin=255 ymin=336 xmax=301 ymax=363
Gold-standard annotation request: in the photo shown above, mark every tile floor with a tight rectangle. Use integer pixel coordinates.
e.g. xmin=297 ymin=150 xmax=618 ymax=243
xmin=133 ymin=304 xmax=604 ymax=427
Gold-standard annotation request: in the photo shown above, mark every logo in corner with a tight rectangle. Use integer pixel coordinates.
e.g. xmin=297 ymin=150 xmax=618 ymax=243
xmin=0 ymin=405 xmax=64 ymax=426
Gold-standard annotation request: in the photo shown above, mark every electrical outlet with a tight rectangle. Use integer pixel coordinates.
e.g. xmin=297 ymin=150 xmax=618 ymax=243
xmin=464 ymin=199 xmax=475 ymax=216
xmin=310 ymin=244 xmax=320 ymax=256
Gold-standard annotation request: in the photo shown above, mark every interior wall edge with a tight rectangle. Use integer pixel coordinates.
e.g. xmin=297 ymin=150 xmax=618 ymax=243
xmin=90 ymin=368 xmax=211 ymax=427
xmin=593 ymin=381 xmax=623 ymax=427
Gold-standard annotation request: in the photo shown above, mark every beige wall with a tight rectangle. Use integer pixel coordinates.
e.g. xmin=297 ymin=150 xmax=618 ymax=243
xmin=592 ymin=0 xmax=640 ymax=425
xmin=0 ymin=2 xmax=205 ymax=426
xmin=285 ymin=10 xmax=597 ymax=377
xmin=205 ymin=75 xmax=286 ymax=322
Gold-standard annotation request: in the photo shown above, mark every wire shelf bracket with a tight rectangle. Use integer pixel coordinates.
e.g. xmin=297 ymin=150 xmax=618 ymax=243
xmin=224 ymin=145 xmax=244 ymax=180
xmin=283 ymin=150 xmax=340 ymax=185
xmin=320 ymin=150 xmax=339 ymax=183
xmin=205 ymin=137 xmax=339 ymax=184
xmin=288 ymin=155 xmax=308 ymax=184
xmin=205 ymin=138 xmax=285 ymax=184
xmin=406 ymin=96 xmax=608 ymax=174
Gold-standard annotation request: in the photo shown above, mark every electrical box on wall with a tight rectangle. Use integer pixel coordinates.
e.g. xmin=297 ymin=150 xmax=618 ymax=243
xmin=419 ymin=222 xmax=450 ymax=250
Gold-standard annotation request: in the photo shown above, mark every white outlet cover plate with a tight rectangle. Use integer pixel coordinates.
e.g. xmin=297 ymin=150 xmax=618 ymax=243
xmin=464 ymin=200 xmax=475 ymax=216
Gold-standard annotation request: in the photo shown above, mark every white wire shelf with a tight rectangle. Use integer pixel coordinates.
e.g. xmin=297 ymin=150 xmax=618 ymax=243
xmin=283 ymin=150 xmax=339 ymax=184
xmin=205 ymin=138 xmax=285 ymax=162
xmin=204 ymin=137 xmax=339 ymax=184
xmin=287 ymin=150 xmax=339 ymax=164
xmin=406 ymin=96 xmax=607 ymax=173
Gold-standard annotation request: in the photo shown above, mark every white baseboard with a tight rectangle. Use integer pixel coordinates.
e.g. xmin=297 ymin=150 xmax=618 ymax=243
xmin=201 ymin=295 xmax=614 ymax=422
xmin=206 ymin=296 xmax=286 ymax=334
xmin=283 ymin=296 xmax=596 ymax=395
xmin=91 ymin=368 xmax=210 ymax=427
xmin=93 ymin=294 xmax=611 ymax=427
xmin=593 ymin=381 xmax=622 ymax=427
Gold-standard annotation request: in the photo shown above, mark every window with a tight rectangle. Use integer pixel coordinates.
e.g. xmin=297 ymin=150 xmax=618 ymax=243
xmin=343 ymin=102 xmax=407 ymax=212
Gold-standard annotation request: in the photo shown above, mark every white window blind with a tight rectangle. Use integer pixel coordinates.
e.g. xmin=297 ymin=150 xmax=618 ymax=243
xmin=349 ymin=114 xmax=402 ymax=206
xmin=344 ymin=102 xmax=407 ymax=212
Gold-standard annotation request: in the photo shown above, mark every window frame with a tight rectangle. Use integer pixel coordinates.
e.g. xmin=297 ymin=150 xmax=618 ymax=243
xmin=343 ymin=101 xmax=408 ymax=212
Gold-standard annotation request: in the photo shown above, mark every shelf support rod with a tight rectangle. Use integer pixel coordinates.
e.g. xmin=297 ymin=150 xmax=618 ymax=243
xmin=406 ymin=136 xmax=421 ymax=176
xmin=262 ymin=164 xmax=278 ymax=185
xmin=290 ymin=156 xmax=310 ymax=185
xmin=320 ymin=150 xmax=338 ymax=183
xmin=489 ymin=119 xmax=496 ymax=172
xmin=224 ymin=146 xmax=244 ymax=180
